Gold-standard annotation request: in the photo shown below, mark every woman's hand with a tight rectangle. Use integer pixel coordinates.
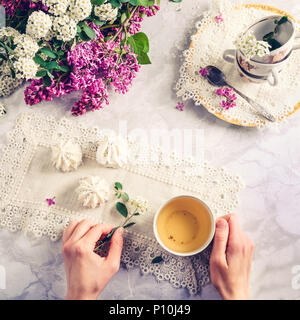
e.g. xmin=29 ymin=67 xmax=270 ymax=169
xmin=62 ymin=219 xmax=124 ymax=300
xmin=209 ymin=214 xmax=254 ymax=300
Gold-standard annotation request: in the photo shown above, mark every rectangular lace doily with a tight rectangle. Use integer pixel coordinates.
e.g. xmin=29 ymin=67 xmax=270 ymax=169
xmin=0 ymin=112 xmax=243 ymax=294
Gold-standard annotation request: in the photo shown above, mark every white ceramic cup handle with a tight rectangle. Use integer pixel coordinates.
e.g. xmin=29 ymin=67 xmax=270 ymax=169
xmin=267 ymin=69 xmax=279 ymax=86
xmin=293 ymin=32 xmax=300 ymax=50
xmin=223 ymin=49 xmax=236 ymax=64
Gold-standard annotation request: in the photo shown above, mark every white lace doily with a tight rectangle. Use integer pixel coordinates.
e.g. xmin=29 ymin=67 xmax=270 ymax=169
xmin=176 ymin=0 xmax=300 ymax=128
xmin=0 ymin=112 xmax=243 ymax=294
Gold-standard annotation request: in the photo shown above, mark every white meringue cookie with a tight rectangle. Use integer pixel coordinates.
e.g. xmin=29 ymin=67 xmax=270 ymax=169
xmin=96 ymin=135 xmax=128 ymax=168
xmin=51 ymin=140 xmax=82 ymax=172
xmin=76 ymin=176 xmax=109 ymax=209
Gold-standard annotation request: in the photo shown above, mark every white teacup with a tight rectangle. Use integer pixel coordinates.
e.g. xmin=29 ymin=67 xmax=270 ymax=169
xmin=153 ymin=195 xmax=215 ymax=257
xmin=247 ymin=15 xmax=300 ymax=64
xmin=223 ymin=48 xmax=291 ymax=86
xmin=223 ymin=15 xmax=300 ymax=86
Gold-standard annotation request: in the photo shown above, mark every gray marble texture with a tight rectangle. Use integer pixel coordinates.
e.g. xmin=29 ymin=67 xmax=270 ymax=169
xmin=0 ymin=0 xmax=300 ymax=300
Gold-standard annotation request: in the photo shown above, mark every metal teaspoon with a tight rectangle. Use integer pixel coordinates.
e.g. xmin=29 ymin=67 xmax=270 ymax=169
xmin=205 ymin=65 xmax=276 ymax=122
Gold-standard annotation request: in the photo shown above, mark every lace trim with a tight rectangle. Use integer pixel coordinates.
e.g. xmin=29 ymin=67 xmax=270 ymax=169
xmin=0 ymin=112 xmax=243 ymax=294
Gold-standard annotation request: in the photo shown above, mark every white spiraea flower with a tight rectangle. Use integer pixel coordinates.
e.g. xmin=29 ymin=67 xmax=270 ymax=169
xmin=94 ymin=3 xmax=118 ymax=22
xmin=128 ymin=197 xmax=150 ymax=215
xmin=234 ymin=31 xmax=271 ymax=61
xmin=26 ymin=11 xmax=53 ymax=40
xmin=13 ymin=34 xmax=39 ymax=58
xmin=0 ymin=27 xmax=20 ymax=40
xmin=42 ymin=0 xmax=70 ymax=16
xmin=0 ymin=71 xmax=24 ymax=97
xmin=44 ymin=28 xmax=56 ymax=42
xmin=52 ymin=15 xmax=77 ymax=42
xmin=13 ymin=57 xmax=38 ymax=80
xmin=68 ymin=0 xmax=92 ymax=22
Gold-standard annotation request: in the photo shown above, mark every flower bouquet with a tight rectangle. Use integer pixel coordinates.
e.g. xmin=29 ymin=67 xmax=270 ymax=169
xmin=0 ymin=0 xmax=159 ymax=115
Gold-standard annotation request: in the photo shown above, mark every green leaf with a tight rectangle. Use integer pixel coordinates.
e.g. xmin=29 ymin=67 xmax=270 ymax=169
xmin=79 ymin=31 xmax=90 ymax=42
xmin=110 ymin=0 xmax=121 ymax=8
xmin=127 ymin=32 xmax=151 ymax=65
xmin=117 ymin=193 xmax=122 ymax=199
xmin=123 ymin=192 xmax=129 ymax=202
xmin=40 ymin=47 xmax=57 ymax=59
xmin=277 ymin=16 xmax=288 ymax=25
xmin=263 ymin=31 xmax=274 ymax=42
xmin=0 ymin=53 xmax=7 ymax=61
xmin=10 ymin=68 xmax=15 ymax=79
xmin=43 ymin=75 xmax=52 ymax=87
xmin=58 ymin=64 xmax=70 ymax=73
xmin=82 ymin=24 xmax=96 ymax=39
xmin=114 ymin=182 xmax=123 ymax=190
xmin=93 ymin=19 xmax=105 ymax=26
xmin=120 ymin=12 xmax=127 ymax=24
xmin=137 ymin=52 xmax=151 ymax=65
xmin=33 ymin=54 xmax=46 ymax=67
xmin=36 ymin=69 xmax=47 ymax=77
xmin=137 ymin=0 xmax=154 ymax=6
xmin=268 ymin=39 xmax=282 ymax=51
xmin=57 ymin=51 xmax=65 ymax=57
xmin=128 ymin=32 xmax=149 ymax=54
xmin=0 ymin=41 xmax=13 ymax=55
xmin=124 ymin=222 xmax=136 ymax=229
xmin=169 ymin=0 xmax=182 ymax=2
xmin=45 ymin=60 xmax=60 ymax=71
xmin=91 ymin=0 xmax=106 ymax=5
xmin=151 ymin=256 xmax=163 ymax=264
xmin=134 ymin=212 xmax=140 ymax=216
xmin=116 ymin=202 xmax=128 ymax=218
xmin=105 ymin=227 xmax=118 ymax=241
xmin=46 ymin=70 xmax=54 ymax=78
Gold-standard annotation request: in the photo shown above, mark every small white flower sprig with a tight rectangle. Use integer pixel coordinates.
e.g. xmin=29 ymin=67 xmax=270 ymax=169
xmin=234 ymin=30 xmax=271 ymax=61
xmin=94 ymin=182 xmax=150 ymax=254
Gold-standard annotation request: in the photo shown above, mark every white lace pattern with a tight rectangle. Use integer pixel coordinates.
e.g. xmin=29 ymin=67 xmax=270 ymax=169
xmin=0 ymin=112 xmax=244 ymax=294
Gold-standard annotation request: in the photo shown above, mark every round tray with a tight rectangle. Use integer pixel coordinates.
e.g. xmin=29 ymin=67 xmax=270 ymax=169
xmin=190 ymin=3 xmax=300 ymax=127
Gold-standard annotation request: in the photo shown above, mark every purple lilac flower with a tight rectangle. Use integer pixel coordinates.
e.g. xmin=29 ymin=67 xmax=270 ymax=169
xmin=128 ymin=5 xmax=160 ymax=34
xmin=176 ymin=102 xmax=184 ymax=111
xmin=1 ymin=0 xmax=47 ymax=17
xmin=24 ymin=73 xmax=80 ymax=106
xmin=216 ymin=88 xmax=225 ymax=96
xmin=215 ymin=13 xmax=224 ymax=24
xmin=216 ymin=87 xmax=237 ymax=110
xmin=67 ymin=37 xmax=140 ymax=116
xmin=46 ymin=197 xmax=55 ymax=206
xmin=199 ymin=67 xmax=209 ymax=77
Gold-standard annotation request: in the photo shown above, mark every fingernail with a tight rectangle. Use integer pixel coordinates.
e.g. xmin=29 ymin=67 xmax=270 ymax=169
xmin=216 ymin=219 xmax=228 ymax=229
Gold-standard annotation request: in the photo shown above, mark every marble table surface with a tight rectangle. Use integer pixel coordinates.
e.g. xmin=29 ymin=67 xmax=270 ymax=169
xmin=0 ymin=0 xmax=300 ymax=300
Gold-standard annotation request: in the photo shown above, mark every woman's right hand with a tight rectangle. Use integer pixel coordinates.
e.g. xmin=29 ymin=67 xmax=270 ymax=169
xmin=209 ymin=214 xmax=254 ymax=300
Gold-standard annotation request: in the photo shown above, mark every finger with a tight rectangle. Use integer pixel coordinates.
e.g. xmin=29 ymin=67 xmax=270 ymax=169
xmin=219 ymin=213 xmax=236 ymax=223
xmin=106 ymin=228 xmax=124 ymax=269
xmin=210 ymin=218 xmax=229 ymax=266
xmin=227 ymin=214 xmax=243 ymax=246
xmin=62 ymin=220 xmax=80 ymax=244
xmin=81 ymin=223 xmax=115 ymax=250
xmin=68 ymin=219 xmax=96 ymax=243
